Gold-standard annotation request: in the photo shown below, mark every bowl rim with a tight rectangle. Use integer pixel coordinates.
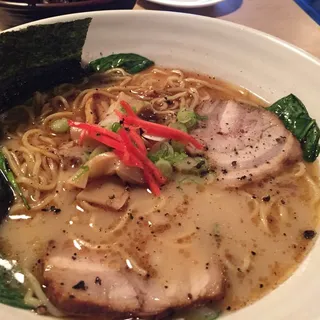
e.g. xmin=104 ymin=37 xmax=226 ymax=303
xmin=2 ymin=9 xmax=320 ymax=66
xmin=0 ymin=0 xmax=116 ymax=8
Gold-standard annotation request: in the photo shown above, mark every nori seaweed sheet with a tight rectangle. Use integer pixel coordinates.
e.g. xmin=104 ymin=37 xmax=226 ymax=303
xmin=0 ymin=18 xmax=92 ymax=112
xmin=0 ymin=18 xmax=92 ymax=310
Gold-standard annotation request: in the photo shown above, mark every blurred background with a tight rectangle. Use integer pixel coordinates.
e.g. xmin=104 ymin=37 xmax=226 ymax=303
xmin=0 ymin=0 xmax=136 ymax=29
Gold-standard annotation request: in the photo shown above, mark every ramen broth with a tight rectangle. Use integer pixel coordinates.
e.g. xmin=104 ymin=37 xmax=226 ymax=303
xmin=0 ymin=67 xmax=319 ymax=317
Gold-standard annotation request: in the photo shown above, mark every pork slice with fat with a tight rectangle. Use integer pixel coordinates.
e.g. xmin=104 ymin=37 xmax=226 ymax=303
xmin=43 ymin=239 xmax=225 ymax=317
xmin=192 ymin=100 xmax=302 ymax=187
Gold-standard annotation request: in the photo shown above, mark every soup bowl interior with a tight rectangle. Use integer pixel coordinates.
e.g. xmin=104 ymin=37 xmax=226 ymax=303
xmin=1 ymin=10 xmax=320 ymax=320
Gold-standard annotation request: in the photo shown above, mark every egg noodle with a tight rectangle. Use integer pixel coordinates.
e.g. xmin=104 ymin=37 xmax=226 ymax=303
xmin=1 ymin=68 xmax=319 ymax=315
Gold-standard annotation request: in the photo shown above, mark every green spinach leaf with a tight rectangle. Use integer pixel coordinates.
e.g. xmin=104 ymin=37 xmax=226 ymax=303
xmin=174 ymin=306 xmax=220 ymax=320
xmin=88 ymin=53 xmax=154 ymax=74
xmin=0 ymin=151 xmax=29 ymax=210
xmin=0 ymin=171 xmax=13 ymax=221
xmin=267 ymin=94 xmax=320 ymax=162
xmin=0 ymin=255 xmax=31 ymax=309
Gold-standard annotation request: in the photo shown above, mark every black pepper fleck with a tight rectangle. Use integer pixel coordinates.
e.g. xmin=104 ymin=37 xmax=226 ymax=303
xmin=195 ymin=160 xmax=205 ymax=169
xmin=72 ymin=281 xmax=87 ymax=291
xmin=303 ymin=230 xmax=316 ymax=240
xmin=262 ymin=195 xmax=271 ymax=202
xmin=42 ymin=206 xmax=61 ymax=214
xmin=95 ymin=277 xmax=102 ymax=285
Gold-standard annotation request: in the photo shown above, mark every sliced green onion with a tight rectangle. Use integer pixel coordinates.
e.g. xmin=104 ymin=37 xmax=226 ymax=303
xmin=174 ymin=157 xmax=208 ymax=174
xmin=168 ymin=152 xmax=188 ymax=164
xmin=155 ymin=159 xmax=173 ymax=178
xmin=89 ymin=146 xmax=110 ymax=160
xmin=0 ymin=151 xmax=30 ymax=210
xmin=111 ymin=122 xmax=121 ymax=133
xmin=177 ymin=109 xmax=197 ymax=129
xmin=169 ymin=122 xmax=188 ymax=133
xmin=170 ymin=140 xmax=185 ymax=153
xmin=120 ymin=106 xmax=137 ymax=114
xmin=177 ymin=175 xmax=201 ymax=185
xmin=148 ymin=142 xmax=187 ymax=165
xmin=195 ymin=113 xmax=208 ymax=121
xmin=148 ymin=142 xmax=174 ymax=162
xmin=174 ymin=157 xmax=197 ymax=172
xmin=50 ymin=118 xmax=69 ymax=133
xmin=83 ymin=151 xmax=91 ymax=161
xmin=72 ymin=165 xmax=89 ymax=182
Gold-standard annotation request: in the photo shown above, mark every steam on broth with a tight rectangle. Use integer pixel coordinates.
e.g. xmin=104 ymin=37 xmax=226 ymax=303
xmin=0 ymin=66 xmax=319 ymax=319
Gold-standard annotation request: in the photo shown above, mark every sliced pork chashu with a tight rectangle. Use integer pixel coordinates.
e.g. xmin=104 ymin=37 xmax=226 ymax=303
xmin=43 ymin=240 xmax=224 ymax=317
xmin=192 ymin=100 xmax=302 ymax=187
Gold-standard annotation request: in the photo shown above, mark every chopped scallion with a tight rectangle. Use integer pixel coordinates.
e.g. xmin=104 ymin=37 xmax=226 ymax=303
xmin=155 ymin=159 xmax=173 ymax=178
xmin=177 ymin=109 xmax=197 ymax=129
xmin=72 ymin=165 xmax=89 ymax=182
xmin=120 ymin=106 xmax=137 ymax=114
xmin=170 ymin=140 xmax=185 ymax=153
xmin=195 ymin=113 xmax=208 ymax=121
xmin=174 ymin=157 xmax=208 ymax=175
xmin=148 ymin=142 xmax=187 ymax=164
xmin=50 ymin=118 xmax=69 ymax=133
xmin=89 ymin=146 xmax=110 ymax=160
xmin=111 ymin=122 xmax=121 ymax=133
xmin=169 ymin=122 xmax=188 ymax=133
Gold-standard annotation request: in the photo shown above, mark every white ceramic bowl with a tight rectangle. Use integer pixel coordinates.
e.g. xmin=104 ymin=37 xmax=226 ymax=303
xmin=2 ymin=10 xmax=320 ymax=320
